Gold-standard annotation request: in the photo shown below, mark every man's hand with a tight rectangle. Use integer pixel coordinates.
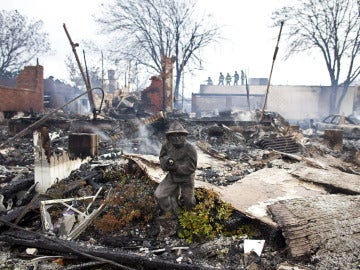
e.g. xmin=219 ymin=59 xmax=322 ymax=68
xmin=165 ymin=158 xmax=177 ymax=171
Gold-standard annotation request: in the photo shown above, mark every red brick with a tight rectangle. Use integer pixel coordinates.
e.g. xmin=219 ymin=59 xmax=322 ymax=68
xmin=0 ymin=65 xmax=44 ymax=113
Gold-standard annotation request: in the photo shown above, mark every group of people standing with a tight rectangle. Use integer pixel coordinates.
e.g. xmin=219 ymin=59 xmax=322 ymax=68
xmin=206 ymin=70 xmax=246 ymax=86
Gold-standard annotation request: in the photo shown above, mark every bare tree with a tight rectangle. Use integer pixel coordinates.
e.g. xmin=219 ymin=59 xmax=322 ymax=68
xmin=65 ymin=55 xmax=85 ymax=90
xmin=95 ymin=0 xmax=220 ymax=108
xmin=65 ymin=54 xmax=104 ymax=91
xmin=0 ymin=10 xmax=51 ymax=78
xmin=272 ymin=0 xmax=360 ymax=114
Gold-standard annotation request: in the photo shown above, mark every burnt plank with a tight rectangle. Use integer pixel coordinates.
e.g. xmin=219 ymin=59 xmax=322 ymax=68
xmin=0 ymin=206 xmax=27 ymax=230
xmin=268 ymin=195 xmax=360 ymax=259
xmin=0 ymin=177 xmax=34 ymax=198
xmin=290 ymin=165 xmax=360 ymax=194
xmin=0 ymin=229 xmax=219 ymax=270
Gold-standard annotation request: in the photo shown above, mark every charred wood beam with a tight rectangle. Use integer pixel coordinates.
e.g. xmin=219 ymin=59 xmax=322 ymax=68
xmin=0 ymin=193 xmax=47 ymax=229
xmin=14 ymin=193 xmax=41 ymax=224
xmin=15 ymin=182 xmax=38 ymax=207
xmin=0 ymin=221 xmax=219 ymax=270
xmin=82 ymin=171 xmax=103 ymax=190
xmin=1 ymin=177 xmax=34 ymax=198
xmin=196 ymin=141 xmax=228 ymax=160
xmin=59 ymin=261 xmax=107 ymax=270
xmin=0 ymin=219 xmax=133 ymax=269
xmin=63 ymin=180 xmax=87 ymax=196
xmin=273 ymin=150 xmax=326 ymax=169
xmin=0 ymin=206 xmax=27 ymax=230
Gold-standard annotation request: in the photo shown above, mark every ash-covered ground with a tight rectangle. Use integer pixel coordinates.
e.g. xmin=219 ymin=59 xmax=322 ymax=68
xmin=0 ymin=111 xmax=359 ymax=270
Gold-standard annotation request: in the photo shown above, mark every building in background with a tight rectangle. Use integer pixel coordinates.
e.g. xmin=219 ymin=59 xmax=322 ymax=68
xmin=191 ymin=82 xmax=359 ymax=123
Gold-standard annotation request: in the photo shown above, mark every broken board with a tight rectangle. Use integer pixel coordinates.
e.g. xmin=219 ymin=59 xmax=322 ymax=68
xmin=290 ymin=164 xmax=360 ymax=194
xmin=268 ymin=194 xmax=360 ymax=259
xmin=217 ymin=167 xmax=327 ymax=227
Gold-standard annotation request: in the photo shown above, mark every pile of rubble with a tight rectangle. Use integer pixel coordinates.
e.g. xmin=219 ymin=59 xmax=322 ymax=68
xmin=0 ymin=110 xmax=359 ymax=270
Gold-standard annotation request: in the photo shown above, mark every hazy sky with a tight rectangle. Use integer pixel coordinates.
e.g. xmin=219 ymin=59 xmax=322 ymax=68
xmin=2 ymin=0 xmax=330 ymax=97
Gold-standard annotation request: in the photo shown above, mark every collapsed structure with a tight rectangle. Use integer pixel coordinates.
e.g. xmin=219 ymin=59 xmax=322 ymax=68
xmin=0 ymin=104 xmax=359 ymax=269
xmin=0 ymin=49 xmax=359 ymax=269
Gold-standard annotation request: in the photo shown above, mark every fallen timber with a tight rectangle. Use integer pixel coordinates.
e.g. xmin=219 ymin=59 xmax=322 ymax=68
xmin=290 ymin=164 xmax=360 ymax=194
xmin=1 ymin=112 xmax=359 ymax=267
xmin=0 ymin=225 xmax=218 ymax=270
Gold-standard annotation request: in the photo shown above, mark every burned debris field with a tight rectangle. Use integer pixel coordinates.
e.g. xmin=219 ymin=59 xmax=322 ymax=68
xmin=1 ymin=1 xmax=360 ymax=268
xmin=0 ymin=111 xmax=360 ymax=270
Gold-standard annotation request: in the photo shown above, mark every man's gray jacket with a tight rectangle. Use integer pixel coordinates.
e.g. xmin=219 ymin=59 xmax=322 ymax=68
xmin=159 ymin=141 xmax=197 ymax=183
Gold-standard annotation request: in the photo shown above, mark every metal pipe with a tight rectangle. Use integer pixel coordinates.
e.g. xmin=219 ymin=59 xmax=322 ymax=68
xmin=63 ymin=24 xmax=96 ymax=115
xmin=260 ymin=21 xmax=284 ymax=122
xmin=245 ymin=73 xmax=250 ymax=111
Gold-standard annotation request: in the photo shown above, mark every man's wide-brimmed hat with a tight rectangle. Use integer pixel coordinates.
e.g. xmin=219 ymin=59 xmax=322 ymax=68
xmin=166 ymin=121 xmax=189 ymax=135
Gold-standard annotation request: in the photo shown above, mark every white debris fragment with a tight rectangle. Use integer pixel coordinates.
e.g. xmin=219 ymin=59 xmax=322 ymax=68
xmin=26 ymin=248 xmax=38 ymax=255
xmin=244 ymin=239 xmax=265 ymax=256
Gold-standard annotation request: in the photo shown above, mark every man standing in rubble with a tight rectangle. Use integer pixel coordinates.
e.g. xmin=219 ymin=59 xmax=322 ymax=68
xmin=154 ymin=121 xmax=197 ymax=219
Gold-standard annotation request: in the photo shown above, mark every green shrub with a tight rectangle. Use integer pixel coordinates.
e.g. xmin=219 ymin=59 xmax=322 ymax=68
xmin=178 ymin=188 xmax=236 ymax=243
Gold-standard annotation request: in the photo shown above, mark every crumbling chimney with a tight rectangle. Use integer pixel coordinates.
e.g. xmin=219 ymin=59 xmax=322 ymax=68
xmin=161 ymin=56 xmax=174 ymax=112
xmin=108 ymin=70 xmax=116 ymax=93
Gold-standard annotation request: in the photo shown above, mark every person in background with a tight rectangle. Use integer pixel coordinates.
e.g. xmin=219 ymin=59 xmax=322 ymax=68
xmin=154 ymin=121 xmax=198 ymax=219
xmin=233 ymin=71 xmax=239 ymax=85
xmin=218 ymin=72 xmax=224 ymax=85
xmin=225 ymin=72 xmax=232 ymax=85
xmin=310 ymin=119 xmax=317 ymax=136
xmin=241 ymin=70 xmax=245 ymax=85
xmin=206 ymin=77 xmax=213 ymax=85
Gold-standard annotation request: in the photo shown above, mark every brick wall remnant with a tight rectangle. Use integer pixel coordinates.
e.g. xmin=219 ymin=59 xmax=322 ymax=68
xmin=0 ymin=65 xmax=44 ymax=113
